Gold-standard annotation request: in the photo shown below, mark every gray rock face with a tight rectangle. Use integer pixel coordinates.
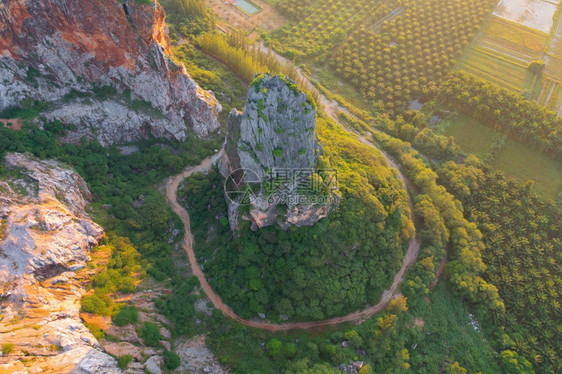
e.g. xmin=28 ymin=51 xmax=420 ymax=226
xmin=174 ymin=335 xmax=227 ymax=374
xmin=0 ymin=0 xmax=221 ymax=145
xmin=144 ymin=355 xmax=163 ymax=374
xmin=237 ymin=75 xmax=320 ymax=180
xmin=0 ymin=153 xmax=104 ymax=279
xmin=221 ymin=74 xmax=337 ymax=230
xmin=0 ymin=153 xmax=118 ymax=373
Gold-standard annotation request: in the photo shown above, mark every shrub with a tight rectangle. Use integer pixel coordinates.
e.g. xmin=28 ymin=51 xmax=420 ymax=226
xmin=163 ymin=350 xmax=181 ymax=370
xmin=266 ymin=338 xmax=282 ymax=357
xmin=117 ymin=355 xmax=133 ymax=370
xmin=80 ymin=295 xmax=108 ymax=315
xmin=112 ymin=306 xmax=138 ymax=327
xmin=282 ymin=342 xmax=296 ymax=358
xmin=528 ymin=60 xmax=545 ymax=74
xmin=116 ymin=276 xmax=136 ymax=293
xmin=2 ymin=344 xmax=14 ymax=355
xmin=84 ymin=322 xmax=105 ymax=340
xmin=138 ymin=322 xmax=161 ymax=347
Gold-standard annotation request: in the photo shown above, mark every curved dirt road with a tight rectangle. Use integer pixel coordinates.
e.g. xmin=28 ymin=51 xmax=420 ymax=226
xmin=166 ymin=147 xmax=420 ymax=333
xmin=166 ymin=43 xmax=421 ymax=331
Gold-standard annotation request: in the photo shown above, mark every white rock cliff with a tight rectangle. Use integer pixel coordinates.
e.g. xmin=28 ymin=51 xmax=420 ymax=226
xmin=0 ymin=153 xmax=119 ymax=373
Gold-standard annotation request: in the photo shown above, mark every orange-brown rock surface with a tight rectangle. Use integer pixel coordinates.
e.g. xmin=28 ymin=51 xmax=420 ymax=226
xmin=0 ymin=0 xmax=221 ymax=145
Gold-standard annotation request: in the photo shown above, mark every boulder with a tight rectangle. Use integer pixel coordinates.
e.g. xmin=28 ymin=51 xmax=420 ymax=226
xmin=101 ymin=342 xmax=142 ymax=361
xmin=144 ymin=355 xmax=163 ymax=374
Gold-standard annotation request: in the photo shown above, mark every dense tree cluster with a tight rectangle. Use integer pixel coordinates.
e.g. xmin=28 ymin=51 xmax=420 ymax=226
xmin=181 ymin=115 xmax=413 ymax=321
xmin=339 ymin=110 xmax=463 ymax=161
xmin=439 ymin=161 xmax=562 ymax=371
xmin=439 ymin=72 xmax=562 ymax=159
xmin=372 ymin=131 xmax=505 ymax=315
xmin=206 ymin=285 xmax=498 ymax=372
xmin=160 ymin=0 xmax=215 ymax=40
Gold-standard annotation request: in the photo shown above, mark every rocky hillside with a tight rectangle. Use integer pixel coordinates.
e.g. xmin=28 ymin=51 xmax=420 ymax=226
xmin=221 ymin=74 xmax=337 ymax=230
xmin=0 ymin=0 xmax=221 ymax=145
xmin=0 ymin=153 xmax=120 ymax=373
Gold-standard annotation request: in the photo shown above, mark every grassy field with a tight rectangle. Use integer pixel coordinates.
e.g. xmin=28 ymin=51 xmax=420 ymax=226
xmin=435 ymin=114 xmax=562 ymax=200
xmin=491 ymin=138 xmax=562 ymax=199
xmin=435 ymin=115 xmax=500 ymax=158
xmin=486 ymin=16 xmax=548 ymax=54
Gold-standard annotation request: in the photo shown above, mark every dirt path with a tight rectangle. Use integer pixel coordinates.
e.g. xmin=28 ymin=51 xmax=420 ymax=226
xmin=165 ymin=44 xmax=424 ymax=332
xmin=166 ymin=148 xmax=420 ymax=332
xmin=166 ymin=82 xmax=421 ymax=332
xmin=544 ymin=81 xmax=556 ymax=108
xmin=430 ymin=255 xmax=449 ymax=289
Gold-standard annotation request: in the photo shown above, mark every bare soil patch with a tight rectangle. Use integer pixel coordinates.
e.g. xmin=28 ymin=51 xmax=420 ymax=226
xmin=494 ymin=0 xmax=558 ymax=33
xmin=1 ymin=118 xmax=23 ymax=130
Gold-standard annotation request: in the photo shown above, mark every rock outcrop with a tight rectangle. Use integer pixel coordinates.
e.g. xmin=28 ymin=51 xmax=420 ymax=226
xmin=0 ymin=0 xmax=221 ymax=145
xmin=221 ymin=74 xmax=338 ymax=230
xmin=174 ymin=335 xmax=227 ymax=374
xmin=0 ymin=153 xmax=119 ymax=373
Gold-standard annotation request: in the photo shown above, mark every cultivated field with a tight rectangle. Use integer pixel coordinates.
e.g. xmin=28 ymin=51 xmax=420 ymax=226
xmin=272 ymin=0 xmax=498 ymax=113
xmin=458 ymin=0 xmax=562 ymax=113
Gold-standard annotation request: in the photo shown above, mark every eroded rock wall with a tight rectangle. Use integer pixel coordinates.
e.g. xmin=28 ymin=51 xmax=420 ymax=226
xmin=0 ymin=153 xmax=119 ymax=373
xmin=0 ymin=0 xmax=221 ymax=145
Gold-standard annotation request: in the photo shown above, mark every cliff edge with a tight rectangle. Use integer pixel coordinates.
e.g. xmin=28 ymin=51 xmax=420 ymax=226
xmin=0 ymin=153 xmax=119 ymax=373
xmin=0 ymin=0 xmax=221 ymax=145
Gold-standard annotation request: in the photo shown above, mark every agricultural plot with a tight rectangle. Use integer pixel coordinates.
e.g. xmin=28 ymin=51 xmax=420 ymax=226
xmin=272 ymin=0 xmax=498 ymax=113
xmin=458 ymin=0 xmax=562 ymax=114
xmin=457 ymin=16 xmax=547 ymax=90
xmin=494 ymin=0 xmax=558 ymax=34
xmin=456 ymin=47 xmax=529 ymax=91
xmin=273 ymin=0 xmax=395 ymax=55
xmin=206 ymin=0 xmax=285 ymax=34
xmin=544 ymin=12 xmax=562 ymax=83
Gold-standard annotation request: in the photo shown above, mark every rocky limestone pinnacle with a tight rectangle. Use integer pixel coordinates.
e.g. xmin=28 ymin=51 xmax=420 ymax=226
xmin=221 ymin=74 xmax=338 ymax=230
xmin=0 ymin=0 xmax=221 ymax=145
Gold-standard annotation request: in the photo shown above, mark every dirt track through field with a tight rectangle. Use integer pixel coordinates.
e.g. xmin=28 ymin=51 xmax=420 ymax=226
xmin=166 ymin=47 xmax=422 ymax=330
